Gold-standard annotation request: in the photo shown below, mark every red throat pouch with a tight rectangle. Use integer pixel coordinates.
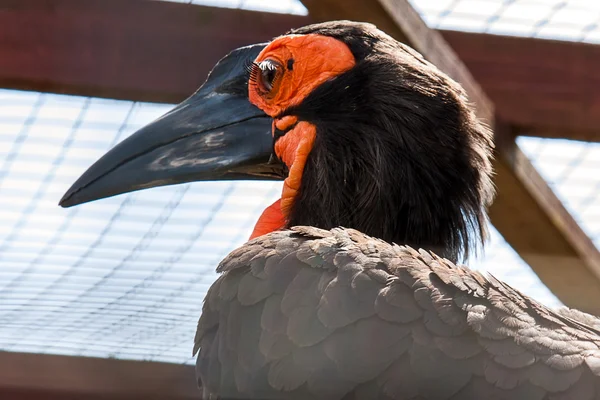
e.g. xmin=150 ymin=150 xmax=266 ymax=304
xmin=249 ymin=121 xmax=317 ymax=240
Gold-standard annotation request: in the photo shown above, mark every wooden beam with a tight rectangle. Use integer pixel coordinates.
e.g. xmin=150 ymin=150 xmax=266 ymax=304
xmin=0 ymin=0 xmax=307 ymax=103
xmin=491 ymin=125 xmax=600 ymax=313
xmin=3 ymin=0 xmax=600 ymax=144
xmin=2 ymin=0 xmax=600 ymax=143
xmin=300 ymin=0 xmax=600 ymax=313
xmin=442 ymin=30 xmax=600 ymax=142
xmin=0 ymin=351 xmax=197 ymax=399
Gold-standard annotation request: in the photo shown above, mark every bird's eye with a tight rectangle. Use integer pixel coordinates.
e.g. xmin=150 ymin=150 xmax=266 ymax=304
xmin=251 ymin=59 xmax=282 ymax=94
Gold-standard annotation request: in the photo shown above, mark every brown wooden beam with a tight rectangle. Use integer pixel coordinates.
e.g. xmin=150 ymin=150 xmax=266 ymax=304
xmin=442 ymin=30 xmax=600 ymax=142
xmin=0 ymin=0 xmax=307 ymax=104
xmin=491 ymin=125 xmax=600 ymax=313
xmin=2 ymin=0 xmax=600 ymax=144
xmin=300 ymin=0 xmax=600 ymax=314
xmin=0 ymin=351 xmax=197 ymax=399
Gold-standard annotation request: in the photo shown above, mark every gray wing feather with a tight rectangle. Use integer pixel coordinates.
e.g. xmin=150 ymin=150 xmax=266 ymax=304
xmin=195 ymin=227 xmax=600 ymax=399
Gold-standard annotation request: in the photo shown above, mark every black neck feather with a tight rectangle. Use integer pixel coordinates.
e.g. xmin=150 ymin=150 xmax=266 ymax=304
xmin=285 ymin=22 xmax=495 ymax=263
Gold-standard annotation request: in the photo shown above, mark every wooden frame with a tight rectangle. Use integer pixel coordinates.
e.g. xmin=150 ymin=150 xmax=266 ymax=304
xmin=443 ymin=30 xmax=600 ymax=142
xmin=0 ymin=352 xmax=197 ymax=399
xmin=0 ymin=0 xmax=307 ymax=103
xmin=1 ymin=0 xmax=600 ymax=397
xmin=2 ymin=0 xmax=600 ymax=144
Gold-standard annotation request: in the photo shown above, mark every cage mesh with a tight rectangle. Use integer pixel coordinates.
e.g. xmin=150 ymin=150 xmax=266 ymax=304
xmin=0 ymin=88 xmax=571 ymax=364
xmin=413 ymin=0 xmax=600 ymax=43
xmin=1 ymin=0 xmax=599 ymax=364
xmin=161 ymin=0 xmax=600 ymax=43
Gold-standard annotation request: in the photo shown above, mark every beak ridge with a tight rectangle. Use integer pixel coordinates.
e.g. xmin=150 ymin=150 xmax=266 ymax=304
xmin=60 ymin=43 xmax=286 ymax=208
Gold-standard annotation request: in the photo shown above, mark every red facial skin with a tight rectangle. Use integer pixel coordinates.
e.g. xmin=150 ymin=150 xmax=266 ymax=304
xmin=248 ymin=34 xmax=356 ymax=240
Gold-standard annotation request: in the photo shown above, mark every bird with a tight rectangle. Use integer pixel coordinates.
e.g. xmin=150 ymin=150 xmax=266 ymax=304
xmin=59 ymin=20 xmax=600 ymax=400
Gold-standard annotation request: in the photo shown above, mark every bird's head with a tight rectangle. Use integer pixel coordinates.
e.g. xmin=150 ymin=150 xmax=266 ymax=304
xmin=60 ymin=21 xmax=494 ymax=262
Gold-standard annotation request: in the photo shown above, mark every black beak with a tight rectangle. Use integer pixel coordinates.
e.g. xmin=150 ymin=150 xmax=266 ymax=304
xmin=60 ymin=43 xmax=286 ymax=208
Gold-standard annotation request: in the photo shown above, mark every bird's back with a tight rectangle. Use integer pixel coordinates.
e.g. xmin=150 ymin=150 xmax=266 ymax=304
xmin=194 ymin=227 xmax=600 ymax=400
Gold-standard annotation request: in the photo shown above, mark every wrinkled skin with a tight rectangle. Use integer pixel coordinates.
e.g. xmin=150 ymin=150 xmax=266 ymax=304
xmin=194 ymin=227 xmax=600 ymax=400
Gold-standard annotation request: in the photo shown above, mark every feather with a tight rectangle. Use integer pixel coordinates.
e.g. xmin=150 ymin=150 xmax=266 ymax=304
xmin=280 ymin=268 xmax=322 ymax=314
xmin=287 ymin=305 xmax=333 ymax=346
xmin=197 ymin=228 xmax=600 ymax=399
xmin=375 ymin=281 xmax=423 ymax=323
xmin=237 ymin=270 xmax=273 ymax=305
xmin=377 ymin=356 xmax=421 ymax=399
xmin=409 ymin=343 xmax=475 ymax=399
xmin=434 ymin=334 xmax=483 ymax=359
xmin=261 ymin=294 xmax=287 ymax=334
xmin=480 ymin=337 xmax=529 ymax=356
xmin=237 ymin=302 xmax=267 ymax=372
xmin=259 ymin=328 xmax=293 ymax=361
xmin=482 ymin=359 xmax=525 ymax=389
xmin=541 ymin=353 xmax=585 ymax=370
xmin=528 ymin=362 xmax=583 ymax=392
xmin=317 ymin=272 xmax=376 ymax=329
xmin=584 ymin=353 xmax=600 ymax=376
xmin=265 ymin=252 xmax=304 ymax=295
xmin=323 ymin=317 xmax=411 ymax=382
xmin=549 ymin=370 xmax=597 ymax=400
xmin=218 ymin=269 xmax=244 ymax=301
xmin=493 ymin=351 xmax=536 ymax=369
xmin=268 ymin=354 xmax=310 ymax=392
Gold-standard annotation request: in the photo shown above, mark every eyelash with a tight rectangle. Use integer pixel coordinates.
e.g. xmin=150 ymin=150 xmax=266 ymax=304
xmin=245 ymin=60 xmax=259 ymax=83
xmin=247 ymin=59 xmax=282 ymax=94
xmin=248 ymin=62 xmax=260 ymax=85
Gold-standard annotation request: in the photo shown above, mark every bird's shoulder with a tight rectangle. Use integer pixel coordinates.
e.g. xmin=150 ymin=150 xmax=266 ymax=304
xmin=197 ymin=227 xmax=600 ymax=399
xmin=220 ymin=225 xmax=600 ymax=343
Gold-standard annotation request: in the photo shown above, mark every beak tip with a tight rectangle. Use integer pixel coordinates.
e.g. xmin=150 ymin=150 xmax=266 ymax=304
xmin=58 ymin=195 xmax=71 ymax=208
xmin=58 ymin=43 xmax=274 ymax=209
xmin=58 ymin=187 xmax=79 ymax=208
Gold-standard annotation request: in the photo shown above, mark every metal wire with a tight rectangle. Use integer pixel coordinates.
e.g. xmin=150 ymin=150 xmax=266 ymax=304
xmin=412 ymin=0 xmax=600 ymax=43
xmin=519 ymin=137 xmax=600 ymax=248
xmin=1 ymin=0 xmax=600 ymax=364
xmin=0 ymin=87 xmax=574 ymax=364
xmin=162 ymin=0 xmax=308 ymax=15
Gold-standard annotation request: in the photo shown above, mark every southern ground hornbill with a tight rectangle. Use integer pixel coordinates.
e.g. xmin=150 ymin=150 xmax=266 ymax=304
xmin=61 ymin=21 xmax=600 ymax=400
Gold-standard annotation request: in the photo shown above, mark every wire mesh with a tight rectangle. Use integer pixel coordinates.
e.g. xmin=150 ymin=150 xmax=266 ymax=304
xmin=161 ymin=0 xmax=308 ymax=15
xmin=411 ymin=0 xmax=600 ymax=43
xmin=518 ymin=137 xmax=600 ymax=248
xmin=0 ymin=88 xmax=566 ymax=364
xmin=0 ymin=90 xmax=283 ymax=363
xmin=158 ymin=0 xmax=600 ymax=43
xmin=3 ymin=0 xmax=600 ymax=364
